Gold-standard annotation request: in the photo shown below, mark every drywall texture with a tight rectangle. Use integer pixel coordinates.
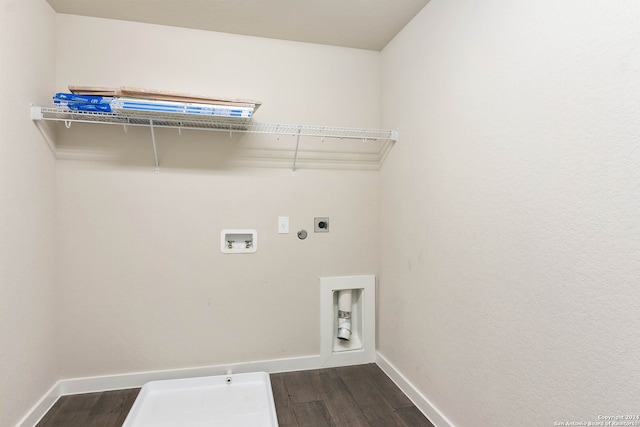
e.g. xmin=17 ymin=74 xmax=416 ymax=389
xmin=380 ymin=1 xmax=640 ymax=426
xmin=54 ymin=15 xmax=380 ymax=378
xmin=0 ymin=1 xmax=58 ymax=426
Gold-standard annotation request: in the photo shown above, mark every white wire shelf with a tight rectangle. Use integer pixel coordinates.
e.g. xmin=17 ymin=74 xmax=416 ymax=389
xmin=30 ymin=106 xmax=398 ymax=172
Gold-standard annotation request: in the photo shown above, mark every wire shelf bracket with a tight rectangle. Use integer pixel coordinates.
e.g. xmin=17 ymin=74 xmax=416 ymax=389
xmin=149 ymin=119 xmax=160 ymax=173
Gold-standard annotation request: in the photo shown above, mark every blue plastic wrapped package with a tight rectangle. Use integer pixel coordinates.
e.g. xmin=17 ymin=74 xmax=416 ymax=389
xmin=54 ymin=93 xmax=113 ymax=104
xmin=54 ymin=100 xmax=112 ymax=112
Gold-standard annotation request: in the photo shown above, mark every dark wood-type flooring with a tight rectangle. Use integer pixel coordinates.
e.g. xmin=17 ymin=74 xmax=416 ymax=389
xmin=36 ymin=364 xmax=434 ymax=427
xmin=272 ymin=364 xmax=434 ymax=427
xmin=36 ymin=388 xmax=139 ymax=427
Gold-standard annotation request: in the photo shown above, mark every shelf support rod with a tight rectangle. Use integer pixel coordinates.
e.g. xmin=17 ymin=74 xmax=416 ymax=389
xmin=291 ymin=127 xmax=301 ymax=175
xmin=150 ymin=119 xmax=160 ymax=173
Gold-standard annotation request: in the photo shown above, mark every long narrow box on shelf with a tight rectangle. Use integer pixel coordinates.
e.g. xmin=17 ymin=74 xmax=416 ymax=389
xmin=69 ymin=85 xmax=262 ymax=110
xmin=110 ymin=97 xmax=254 ymax=118
xmin=52 ymin=85 xmax=263 ymax=124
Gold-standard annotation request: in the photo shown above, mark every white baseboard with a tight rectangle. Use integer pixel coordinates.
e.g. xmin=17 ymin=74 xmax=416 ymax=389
xmin=376 ymin=351 xmax=454 ymax=427
xmin=58 ymin=355 xmax=323 ymax=396
xmin=14 ymin=382 xmax=62 ymax=427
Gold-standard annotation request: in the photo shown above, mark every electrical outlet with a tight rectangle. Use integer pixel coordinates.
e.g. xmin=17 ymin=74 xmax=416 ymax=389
xmin=314 ymin=217 xmax=329 ymax=232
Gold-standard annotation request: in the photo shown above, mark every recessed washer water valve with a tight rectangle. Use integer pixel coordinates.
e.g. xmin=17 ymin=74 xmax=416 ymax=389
xmin=221 ymin=229 xmax=257 ymax=253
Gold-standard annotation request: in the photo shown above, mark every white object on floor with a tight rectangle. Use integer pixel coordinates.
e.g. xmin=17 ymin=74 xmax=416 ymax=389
xmin=122 ymin=372 xmax=279 ymax=427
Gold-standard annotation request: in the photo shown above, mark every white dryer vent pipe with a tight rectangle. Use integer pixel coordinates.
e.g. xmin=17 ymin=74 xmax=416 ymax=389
xmin=337 ymin=290 xmax=352 ymax=341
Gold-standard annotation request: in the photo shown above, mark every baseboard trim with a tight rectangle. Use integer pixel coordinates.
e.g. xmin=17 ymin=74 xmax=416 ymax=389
xmin=376 ymin=351 xmax=454 ymax=427
xmin=14 ymin=382 xmax=61 ymax=427
xmin=58 ymin=355 xmax=324 ymax=396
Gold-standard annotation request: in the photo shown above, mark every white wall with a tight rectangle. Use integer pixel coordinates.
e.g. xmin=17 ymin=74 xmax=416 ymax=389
xmin=54 ymin=15 xmax=381 ymax=378
xmin=380 ymin=1 xmax=640 ymax=426
xmin=0 ymin=1 xmax=58 ymax=426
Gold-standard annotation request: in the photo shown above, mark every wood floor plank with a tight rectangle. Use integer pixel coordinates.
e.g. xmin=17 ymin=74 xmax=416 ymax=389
xmin=335 ymin=365 xmax=408 ymax=427
xmin=293 ymin=400 xmax=335 ymax=427
xmin=396 ymin=406 xmax=436 ymax=427
xmin=113 ymin=389 xmax=140 ymax=425
xmin=90 ymin=388 xmax=139 ymax=416
xmin=282 ymin=370 xmax=323 ymax=404
xmin=59 ymin=392 xmax=101 ymax=412
xmin=361 ymin=364 xmax=414 ymax=409
xmin=270 ymin=373 xmax=299 ymax=427
xmin=37 ymin=394 xmax=95 ymax=427
xmin=313 ymin=368 xmax=372 ymax=427
xmin=34 ymin=398 xmax=65 ymax=426
xmin=84 ymin=412 xmax=122 ymax=427
xmin=36 ymin=389 xmax=139 ymax=427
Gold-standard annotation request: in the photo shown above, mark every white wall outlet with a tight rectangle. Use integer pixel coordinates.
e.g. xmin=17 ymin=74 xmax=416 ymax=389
xmin=278 ymin=216 xmax=289 ymax=234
